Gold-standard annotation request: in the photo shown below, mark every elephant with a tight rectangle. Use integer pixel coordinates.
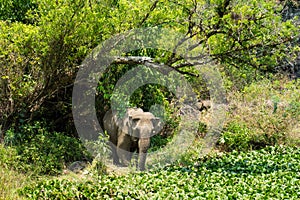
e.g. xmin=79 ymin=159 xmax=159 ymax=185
xmin=103 ymin=108 xmax=161 ymax=170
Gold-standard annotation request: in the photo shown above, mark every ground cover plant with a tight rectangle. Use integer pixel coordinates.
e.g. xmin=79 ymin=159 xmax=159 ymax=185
xmin=19 ymin=145 xmax=300 ymax=199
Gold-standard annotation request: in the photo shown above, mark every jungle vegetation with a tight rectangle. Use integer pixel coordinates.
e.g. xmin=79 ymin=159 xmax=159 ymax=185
xmin=0 ymin=0 xmax=299 ymax=199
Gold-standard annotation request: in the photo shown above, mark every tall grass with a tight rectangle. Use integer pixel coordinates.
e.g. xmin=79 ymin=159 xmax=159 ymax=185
xmin=219 ymin=78 xmax=300 ymax=151
xmin=0 ymin=144 xmax=31 ymax=200
xmin=0 ymin=167 xmax=30 ymax=200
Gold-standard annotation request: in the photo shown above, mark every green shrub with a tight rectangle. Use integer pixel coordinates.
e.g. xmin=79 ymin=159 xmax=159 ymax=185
xmin=222 ymin=78 xmax=300 ymax=151
xmin=4 ymin=121 xmax=91 ymax=175
xmin=0 ymin=144 xmax=19 ymax=169
xmin=0 ymin=0 xmax=37 ymax=23
xmin=149 ymin=134 xmax=172 ymax=152
xmin=219 ymin=122 xmax=253 ymax=151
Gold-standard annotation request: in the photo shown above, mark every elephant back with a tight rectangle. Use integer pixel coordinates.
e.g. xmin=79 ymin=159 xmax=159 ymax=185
xmin=130 ymin=112 xmax=154 ymax=120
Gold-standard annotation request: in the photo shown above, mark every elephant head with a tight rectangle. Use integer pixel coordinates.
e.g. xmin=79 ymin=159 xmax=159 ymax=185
xmin=128 ymin=112 xmax=161 ymax=138
xmin=117 ymin=108 xmax=144 ymax=136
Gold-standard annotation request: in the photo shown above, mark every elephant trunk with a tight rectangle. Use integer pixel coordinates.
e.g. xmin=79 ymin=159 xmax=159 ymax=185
xmin=138 ymin=138 xmax=150 ymax=171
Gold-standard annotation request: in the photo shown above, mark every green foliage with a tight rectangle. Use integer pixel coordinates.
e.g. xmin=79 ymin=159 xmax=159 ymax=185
xmin=203 ymin=0 xmax=299 ymax=90
xmin=0 ymin=20 xmax=40 ymax=127
xmin=0 ymin=144 xmax=19 ymax=169
xmin=0 ymin=0 xmax=36 ymax=23
xmin=4 ymin=121 xmax=91 ymax=175
xmin=221 ymin=78 xmax=300 ymax=151
xmin=220 ymin=121 xmax=287 ymax=152
xmin=0 ymin=1 xmax=299 ymax=198
xmin=19 ymin=145 xmax=300 ymax=199
xmin=0 ymin=0 xmax=191 ymax=134
xmin=97 ymin=64 xmax=173 ymax=111
xmin=149 ymin=134 xmax=171 ymax=152
xmin=1 ymin=0 xmax=298 ymax=136
xmin=219 ymin=122 xmax=253 ymax=151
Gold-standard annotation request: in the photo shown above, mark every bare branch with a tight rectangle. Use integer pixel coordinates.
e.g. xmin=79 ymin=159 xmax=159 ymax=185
xmin=112 ymin=56 xmax=200 ymax=77
xmin=113 ymin=56 xmax=172 ymax=75
xmin=113 ymin=56 xmax=153 ymax=65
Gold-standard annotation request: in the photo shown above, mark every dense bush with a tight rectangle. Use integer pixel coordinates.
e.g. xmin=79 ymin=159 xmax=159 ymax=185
xmin=4 ymin=121 xmax=91 ymax=175
xmin=19 ymin=145 xmax=300 ymax=199
xmin=0 ymin=0 xmax=37 ymax=23
xmin=1 ymin=0 xmax=298 ymax=138
xmin=0 ymin=143 xmax=19 ymax=169
xmin=219 ymin=78 xmax=300 ymax=151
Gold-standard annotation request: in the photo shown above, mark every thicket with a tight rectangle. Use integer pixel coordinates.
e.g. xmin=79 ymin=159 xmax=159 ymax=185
xmin=220 ymin=77 xmax=300 ymax=151
xmin=0 ymin=0 xmax=299 ymax=179
xmin=2 ymin=121 xmax=91 ymax=175
xmin=0 ymin=0 xmax=298 ymax=133
xmin=0 ymin=1 xmax=299 ymax=199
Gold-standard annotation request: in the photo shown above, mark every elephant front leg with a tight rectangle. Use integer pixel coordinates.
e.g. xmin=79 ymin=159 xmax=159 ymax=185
xmin=109 ymin=142 xmax=120 ymax=166
xmin=117 ymin=133 xmax=133 ymax=166
xmin=108 ymin=132 xmax=120 ymax=166
xmin=138 ymin=138 xmax=150 ymax=171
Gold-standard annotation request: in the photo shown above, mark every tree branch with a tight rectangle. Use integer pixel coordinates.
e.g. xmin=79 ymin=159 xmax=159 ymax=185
xmin=112 ymin=56 xmax=199 ymax=77
xmin=138 ymin=0 xmax=159 ymax=27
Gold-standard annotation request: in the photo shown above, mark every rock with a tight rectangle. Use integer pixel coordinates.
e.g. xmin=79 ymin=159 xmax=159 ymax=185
xmin=195 ymin=100 xmax=211 ymax=111
xmin=68 ymin=161 xmax=87 ymax=173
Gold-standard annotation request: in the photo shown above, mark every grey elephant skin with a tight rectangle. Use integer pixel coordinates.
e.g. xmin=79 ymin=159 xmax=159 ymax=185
xmin=103 ymin=108 xmax=161 ymax=171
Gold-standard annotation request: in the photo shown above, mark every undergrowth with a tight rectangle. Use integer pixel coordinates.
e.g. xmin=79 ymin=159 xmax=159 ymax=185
xmin=219 ymin=78 xmax=300 ymax=151
xmin=19 ymin=145 xmax=300 ymax=199
xmin=3 ymin=121 xmax=92 ymax=175
xmin=1 ymin=78 xmax=299 ymax=199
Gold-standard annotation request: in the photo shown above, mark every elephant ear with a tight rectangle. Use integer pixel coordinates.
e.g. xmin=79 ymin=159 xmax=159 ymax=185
xmin=151 ymin=117 xmax=162 ymax=136
xmin=128 ymin=116 xmax=141 ymax=137
xmin=119 ymin=117 xmax=129 ymax=134
xmin=117 ymin=112 xmax=130 ymax=134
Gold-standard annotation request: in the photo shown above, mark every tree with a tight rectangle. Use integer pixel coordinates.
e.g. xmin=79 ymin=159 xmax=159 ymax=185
xmin=0 ymin=0 xmax=298 ymax=139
